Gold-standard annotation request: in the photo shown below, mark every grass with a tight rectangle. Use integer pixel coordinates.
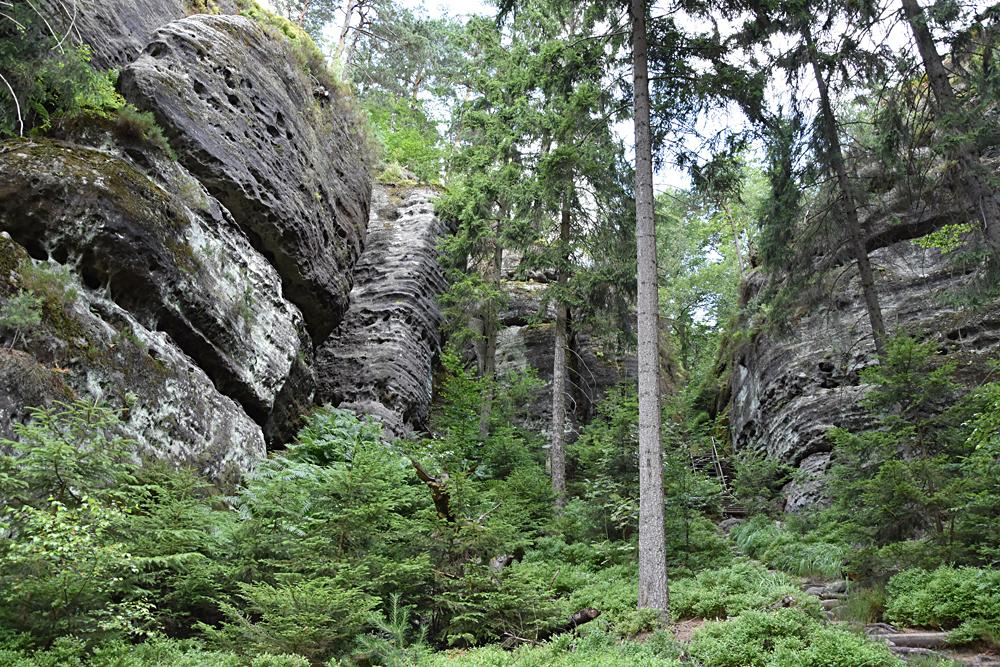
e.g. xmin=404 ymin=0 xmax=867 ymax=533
xmin=731 ymin=516 xmax=847 ymax=579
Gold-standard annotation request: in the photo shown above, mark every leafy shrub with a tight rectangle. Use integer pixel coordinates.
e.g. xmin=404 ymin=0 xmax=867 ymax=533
xmin=0 ymin=499 xmax=151 ymax=645
xmin=201 ymin=576 xmax=379 ymax=662
xmin=0 ymin=635 xmax=314 ymax=666
xmin=670 ymin=560 xmax=821 ymax=621
xmin=0 ymin=291 xmax=42 ymax=348
xmin=1 ymin=7 xmax=124 ymax=136
xmin=414 ymin=628 xmax=683 ymax=666
xmin=689 ymin=608 xmax=900 ymax=667
xmin=731 ymin=450 xmax=792 ymax=516
xmin=365 ymin=95 xmax=444 ymax=183
xmin=885 ymin=567 xmax=1000 ymax=646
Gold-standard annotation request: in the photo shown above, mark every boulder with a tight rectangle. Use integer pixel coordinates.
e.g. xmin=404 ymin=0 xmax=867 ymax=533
xmin=120 ymin=14 xmax=372 ymax=340
xmin=315 ymin=184 xmax=447 ymax=436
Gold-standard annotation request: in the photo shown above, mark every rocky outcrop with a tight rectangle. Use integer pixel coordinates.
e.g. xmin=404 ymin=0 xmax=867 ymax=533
xmin=0 ymin=234 xmax=265 ymax=479
xmin=493 ymin=278 xmax=637 ymax=434
xmin=39 ymin=0 xmax=189 ymax=69
xmin=0 ymin=2 xmax=386 ymax=479
xmin=120 ymin=14 xmax=372 ymax=340
xmin=730 ymin=228 xmax=1000 ymax=510
xmin=0 ymin=140 xmax=306 ymax=425
xmin=315 ymin=184 xmax=448 ymax=437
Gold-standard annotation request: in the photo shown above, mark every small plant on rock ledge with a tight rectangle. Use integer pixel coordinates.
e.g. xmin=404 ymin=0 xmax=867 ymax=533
xmin=0 ymin=290 xmax=42 ymax=349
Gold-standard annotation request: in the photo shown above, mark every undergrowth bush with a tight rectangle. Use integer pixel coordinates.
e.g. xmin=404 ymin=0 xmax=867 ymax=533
xmin=415 ymin=627 xmax=683 ymax=667
xmin=731 ymin=516 xmax=847 ymax=579
xmin=885 ymin=567 xmax=1000 ymax=646
xmin=688 ymin=608 xmax=901 ymax=667
xmin=671 ymin=560 xmax=821 ymax=621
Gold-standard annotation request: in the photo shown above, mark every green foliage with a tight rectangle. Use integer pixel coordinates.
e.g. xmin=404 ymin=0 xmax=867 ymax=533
xmin=202 ymin=577 xmax=379 ymax=661
xmin=567 ymin=385 xmax=732 ymax=575
xmin=731 ymin=517 xmax=847 ymax=579
xmin=0 ymin=498 xmax=152 ymax=645
xmin=731 ymin=453 xmax=791 ymax=517
xmin=671 ymin=560 xmax=821 ymax=621
xmin=0 ymin=635 xmax=307 ymax=666
xmin=913 ymin=224 xmax=974 ymax=254
xmin=838 ymin=586 xmax=888 ymax=625
xmin=688 ymin=608 xmax=901 ymax=667
xmin=0 ymin=7 xmax=125 ymax=137
xmin=413 ymin=628 xmax=683 ymax=666
xmin=113 ymin=106 xmax=177 ymax=159
xmin=0 ymin=400 xmax=136 ymax=507
xmin=0 ymin=291 xmax=42 ymax=347
xmin=885 ymin=567 xmax=1000 ymax=646
xmin=824 ymin=336 xmax=1000 ymax=577
xmin=365 ymin=95 xmax=444 ymax=183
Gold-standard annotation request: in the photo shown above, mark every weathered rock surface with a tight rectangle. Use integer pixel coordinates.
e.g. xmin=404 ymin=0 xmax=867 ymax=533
xmin=315 ymin=184 xmax=447 ymax=436
xmin=494 ymin=279 xmax=636 ymax=434
xmin=0 ymin=234 xmax=265 ymax=479
xmin=120 ymin=14 xmax=372 ymax=340
xmin=0 ymin=139 xmax=306 ymax=426
xmin=0 ymin=350 xmax=74 ymax=439
xmin=731 ymin=226 xmax=1000 ymax=510
xmin=39 ymin=0 xmax=189 ymax=69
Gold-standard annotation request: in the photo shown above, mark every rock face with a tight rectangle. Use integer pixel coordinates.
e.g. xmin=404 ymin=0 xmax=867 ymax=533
xmin=0 ymin=3 xmax=389 ymax=478
xmin=39 ymin=0 xmax=189 ymax=69
xmin=0 ymin=140 xmax=305 ymax=425
xmin=493 ymin=278 xmax=637 ymax=435
xmin=0 ymin=234 xmax=265 ymax=479
xmin=730 ymin=227 xmax=1000 ymax=510
xmin=120 ymin=14 xmax=372 ymax=340
xmin=315 ymin=184 xmax=448 ymax=437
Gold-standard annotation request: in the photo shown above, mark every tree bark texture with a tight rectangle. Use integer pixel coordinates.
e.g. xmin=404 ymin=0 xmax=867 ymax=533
xmin=478 ymin=236 xmax=503 ymax=440
xmin=550 ymin=194 xmax=570 ymax=509
xmin=631 ymin=0 xmax=669 ymax=620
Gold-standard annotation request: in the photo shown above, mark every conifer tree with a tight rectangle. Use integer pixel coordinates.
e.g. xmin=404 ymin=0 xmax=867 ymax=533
xmin=899 ymin=0 xmax=1000 ymax=257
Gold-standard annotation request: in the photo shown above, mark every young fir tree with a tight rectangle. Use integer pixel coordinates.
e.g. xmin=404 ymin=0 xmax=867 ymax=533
xmin=437 ymin=16 xmax=538 ymax=439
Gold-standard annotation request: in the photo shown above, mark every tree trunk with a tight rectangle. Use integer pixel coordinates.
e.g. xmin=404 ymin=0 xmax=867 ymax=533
xmin=631 ymin=0 xmax=669 ymax=620
xmin=900 ymin=0 xmax=1000 ymax=256
xmin=550 ymin=194 xmax=570 ymax=510
xmin=296 ymin=0 xmax=313 ymax=26
xmin=803 ymin=25 xmax=888 ymax=358
xmin=721 ymin=203 xmax=746 ymax=280
xmin=478 ymin=235 xmax=503 ymax=440
xmin=334 ymin=0 xmax=356 ymax=72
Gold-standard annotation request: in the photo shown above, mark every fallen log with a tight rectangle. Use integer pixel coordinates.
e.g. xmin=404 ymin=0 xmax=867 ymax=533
xmin=876 ymin=632 xmax=951 ymax=650
xmin=537 ymin=608 xmax=602 ymax=641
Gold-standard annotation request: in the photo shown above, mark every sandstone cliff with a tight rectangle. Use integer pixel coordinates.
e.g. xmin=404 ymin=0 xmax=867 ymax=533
xmin=729 ymin=187 xmax=1000 ymax=510
xmin=0 ymin=2 xmax=452 ymax=477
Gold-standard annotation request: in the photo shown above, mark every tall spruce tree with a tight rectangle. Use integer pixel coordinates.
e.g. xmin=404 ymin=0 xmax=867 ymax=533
xmin=899 ymin=0 xmax=1000 ymax=257
xmin=631 ymin=0 xmax=669 ymax=618
xmin=726 ymin=0 xmax=891 ymax=356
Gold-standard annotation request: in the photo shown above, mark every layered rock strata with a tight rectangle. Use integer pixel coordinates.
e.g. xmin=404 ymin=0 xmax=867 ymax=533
xmin=316 ymin=184 xmax=448 ymax=437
